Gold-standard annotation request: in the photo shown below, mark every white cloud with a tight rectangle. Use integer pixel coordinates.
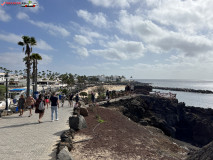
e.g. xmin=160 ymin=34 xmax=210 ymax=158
xmin=88 ymin=0 xmax=139 ymax=8
xmin=0 ymin=9 xmax=11 ymax=22
xmin=154 ymin=33 xmax=213 ymax=57
xmin=0 ymin=33 xmax=53 ymax=51
xmin=91 ymin=38 xmax=145 ymax=60
xmin=67 ymin=41 xmax=89 ymax=57
xmin=76 ymin=47 xmax=89 ymax=57
xmin=77 ymin=10 xmax=108 ymax=27
xmin=0 ymin=33 xmax=22 ymax=43
xmin=120 ymin=60 xmax=211 ymax=79
xmin=81 ymin=29 xmax=107 ymax=39
xmin=116 ymin=10 xmax=164 ymax=41
xmin=28 ymin=20 xmax=70 ymax=37
xmin=17 ymin=12 xmax=70 ymax=37
xmin=0 ymin=51 xmax=52 ymax=71
xmin=35 ymin=39 xmax=54 ymax=50
xmin=17 ymin=12 xmax=29 ymax=20
xmin=116 ymin=10 xmax=213 ymax=57
xmin=73 ymin=35 xmax=92 ymax=46
xmin=146 ymin=0 xmax=213 ymax=34
xmin=38 ymin=53 xmax=53 ymax=65
xmin=0 ymin=52 xmax=25 ymax=69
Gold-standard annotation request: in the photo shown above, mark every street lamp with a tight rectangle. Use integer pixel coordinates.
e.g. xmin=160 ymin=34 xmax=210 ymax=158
xmin=5 ymin=72 xmax=9 ymax=110
xmin=32 ymin=82 xmax=35 ymax=98
xmin=42 ymin=85 xmax=45 ymax=94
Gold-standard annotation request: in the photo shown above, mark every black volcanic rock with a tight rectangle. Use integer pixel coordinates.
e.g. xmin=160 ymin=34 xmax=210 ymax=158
xmin=153 ymin=86 xmax=213 ymax=94
xmin=111 ymin=95 xmax=213 ymax=147
xmin=187 ymin=141 xmax=213 ymax=160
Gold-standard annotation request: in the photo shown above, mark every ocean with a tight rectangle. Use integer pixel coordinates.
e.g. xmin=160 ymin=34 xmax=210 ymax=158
xmin=136 ymin=79 xmax=213 ymax=109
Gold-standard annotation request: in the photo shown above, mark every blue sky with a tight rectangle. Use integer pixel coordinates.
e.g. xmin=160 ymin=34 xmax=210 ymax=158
xmin=1 ymin=0 xmax=213 ymax=80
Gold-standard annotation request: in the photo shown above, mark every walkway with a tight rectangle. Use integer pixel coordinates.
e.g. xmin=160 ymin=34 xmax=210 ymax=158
xmin=0 ymin=101 xmax=72 ymax=160
xmin=0 ymin=94 xmax=140 ymax=160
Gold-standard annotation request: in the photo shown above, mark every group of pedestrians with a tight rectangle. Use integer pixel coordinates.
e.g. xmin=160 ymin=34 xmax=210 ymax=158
xmin=17 ymin=92 xmax=60 ymax=123
xmin=68 ymin=93 xmax=79 ymax=108
xmin=125 ymin=84 xmax=134 ymax=95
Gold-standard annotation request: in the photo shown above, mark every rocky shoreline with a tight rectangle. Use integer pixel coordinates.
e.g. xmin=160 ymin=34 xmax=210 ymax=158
xmin=103 ymin=95 xmax=213 ymax=147
xmin=56 ymin=84 xmax=213 ymax=159
xmin=153 ymin=86 xmax=213 ymax=94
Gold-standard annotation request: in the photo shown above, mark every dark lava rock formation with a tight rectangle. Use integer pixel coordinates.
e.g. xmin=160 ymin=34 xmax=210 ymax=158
xmin=153 ymin=86 xmax=213 ymax=94
xmin=187 ymin=141 xmax=213 ymax=160
xmin=104 ymin=95 xmax=213 ymax=147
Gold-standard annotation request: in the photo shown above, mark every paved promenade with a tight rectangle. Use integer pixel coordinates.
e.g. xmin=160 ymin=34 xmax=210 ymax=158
xmin=0 ymin=101 xmax=72 ymax=160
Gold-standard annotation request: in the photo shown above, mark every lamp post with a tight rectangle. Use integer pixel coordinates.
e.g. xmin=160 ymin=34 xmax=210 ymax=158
xmin=42 ymin=85 xmax=45 ymax=94
xmin=32 ymin=82 xmax=35 ymax=98
xmin=5 ymin=72 xmax=9 ymax=110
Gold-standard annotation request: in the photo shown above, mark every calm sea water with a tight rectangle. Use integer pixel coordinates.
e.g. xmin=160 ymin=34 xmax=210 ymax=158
xmin=136 ymin=79 xmax=213 ymax=109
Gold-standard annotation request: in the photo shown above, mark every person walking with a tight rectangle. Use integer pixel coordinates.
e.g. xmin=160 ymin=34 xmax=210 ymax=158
xmin=130 ymin=84 xmax=134 ymax=95
xmin=35 ymin=94 xmax=45 ymax=123
xmin=18 ymin=95 xmax=25 ymax=116
xmin=74 ymin=93 xmax=79 ymax=108
xmin=25 ymin=95 xmax=35 ymax=117
xmin=69 ymin=93 xmax=74 ymax=107
xmin=44 ymin=93 xmax=50 ymax=109
xmin=91 ymin=92 xmax=97 ymax=116
xmin=61 ymin=94 xmax=65 ymax=107
xmin=91 ymin=92 xmax=95 ymax=104
xmin=106 ymin=90 xmax=110 ymax=103
xmin=50 ymin=92 xmax=59 ymax=121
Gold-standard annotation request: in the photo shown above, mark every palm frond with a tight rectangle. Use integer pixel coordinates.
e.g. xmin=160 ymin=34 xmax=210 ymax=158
xmin=31 ymin=53 xmax=42 ymax=60
xmin=18 ymin=41 xmax=24 ymax=46
xmin=22 ymin=36 xmax=30 ymax=44
xmin=30 ymin=37 xmax=37 ymax=46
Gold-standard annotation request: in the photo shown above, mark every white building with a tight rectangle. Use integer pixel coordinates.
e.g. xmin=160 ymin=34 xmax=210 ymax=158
xmin=97 ymin=75 xmax=106 ymax=82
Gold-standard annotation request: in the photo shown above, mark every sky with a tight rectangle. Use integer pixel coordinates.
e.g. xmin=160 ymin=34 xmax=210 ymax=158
xmin=0 ymin=0 xmax=213 ymax=80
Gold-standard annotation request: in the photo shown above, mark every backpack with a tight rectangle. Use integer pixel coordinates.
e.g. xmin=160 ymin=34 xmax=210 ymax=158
xmin=38 ymin=100 xmax=45 ymax=110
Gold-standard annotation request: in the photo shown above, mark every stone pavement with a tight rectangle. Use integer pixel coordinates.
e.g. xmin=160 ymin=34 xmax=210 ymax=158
xmin=0 ymin=101 xmax=73 ymax=160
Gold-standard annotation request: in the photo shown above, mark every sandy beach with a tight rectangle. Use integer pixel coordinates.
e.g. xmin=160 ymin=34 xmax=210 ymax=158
xmin=81 ymin=85 xmax=125 ymax=95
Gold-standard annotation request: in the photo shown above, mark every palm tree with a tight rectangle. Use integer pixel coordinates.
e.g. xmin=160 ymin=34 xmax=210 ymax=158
xmin=42 ymin=71 xmax=45 ymax=79
xmin=38 ymin=72 xmax=41 ymax=78
xmin=18 ymin=36 xmax=37 ymax=97
xmin=14 ymin=70 xmax=18 ymax=76
xmin=31 ymin=53 xmax=42 ymax=93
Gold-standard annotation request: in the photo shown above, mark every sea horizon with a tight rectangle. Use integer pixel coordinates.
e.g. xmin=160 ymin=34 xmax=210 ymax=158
xmin=135 ymin=79 xmax=213 ymax=109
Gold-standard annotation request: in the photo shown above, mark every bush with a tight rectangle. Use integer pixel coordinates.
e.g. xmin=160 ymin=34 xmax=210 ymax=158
xmin=0 ymin=85 xmax=5 ymax=100
xmin=80 ymin=92 xmax=87 ymax=98
xmin=97 ymin=93 xmax=105 ymax=102
xmin=94 ymin=85 xmax=106 ymax=96
xmin=62 ymin=88 xmax=68 ymax=95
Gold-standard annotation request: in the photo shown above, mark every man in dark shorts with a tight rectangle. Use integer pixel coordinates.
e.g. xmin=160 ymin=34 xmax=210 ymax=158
xmin=18 ymin=95 xmax=25 ymax=116
xmin=61 ymin=94 xmax=66 ymax=107
xmin=91 ymin=92 xmax=95 ymax=104
xmin=50 ymin=92 xmax=59 ymax=121
xmin=74 ymin=94 xmax=79 ymax=108
xmin=69 ymin=93 xmax=74 ymax=107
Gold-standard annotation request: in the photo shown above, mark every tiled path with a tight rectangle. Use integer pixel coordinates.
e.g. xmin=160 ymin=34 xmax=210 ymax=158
xmin=0 ymin=94 xmax=137 ymax=160
xmin=0 ymin=101 xmax=72 ymax=160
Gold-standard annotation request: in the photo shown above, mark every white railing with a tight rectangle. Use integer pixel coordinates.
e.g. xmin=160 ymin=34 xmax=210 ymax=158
xmin=150 ymin=91 xmax=176 ymax=99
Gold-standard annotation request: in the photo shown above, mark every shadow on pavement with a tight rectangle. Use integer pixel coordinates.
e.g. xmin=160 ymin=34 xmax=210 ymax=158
xmin=53 ymin=129 xmax=68 ymax=136
xmin=1 ymin=116 xmax=22 ymax=119
xmin=0 ymin=122 xmax=42 ymax=129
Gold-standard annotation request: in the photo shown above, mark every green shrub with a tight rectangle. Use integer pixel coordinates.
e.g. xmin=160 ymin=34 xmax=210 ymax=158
xmin=80 ymin=92 xmax=87 ymax=98
xmin=0 ymin=85 xmax=5 ymax=100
